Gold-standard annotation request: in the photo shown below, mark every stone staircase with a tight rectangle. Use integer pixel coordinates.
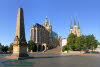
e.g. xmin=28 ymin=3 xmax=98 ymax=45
xmin=45 ymin=46 xmax=62 ymax=53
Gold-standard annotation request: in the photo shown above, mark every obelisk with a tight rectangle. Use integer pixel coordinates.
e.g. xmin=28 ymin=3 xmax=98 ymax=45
xmin=11 ymin=8 xmax=29 ymax=59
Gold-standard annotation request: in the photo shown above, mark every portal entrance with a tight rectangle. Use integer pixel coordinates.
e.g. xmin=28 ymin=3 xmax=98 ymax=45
xmin=43 ymin=45 xmax=45 ymax=51
xmin=42 ymin=43 xmax=47 ymax=51
xmin=38 ymin=45 xmax=42 ymax=51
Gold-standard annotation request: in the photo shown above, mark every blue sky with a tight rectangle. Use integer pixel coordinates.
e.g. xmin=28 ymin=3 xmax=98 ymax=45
xmin=0 ymin=0 xmax=100 ymax=45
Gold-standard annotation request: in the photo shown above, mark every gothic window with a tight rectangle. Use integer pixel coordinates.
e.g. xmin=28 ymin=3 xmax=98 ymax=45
xmin=34 ymin=30 xmax=36 ymax=42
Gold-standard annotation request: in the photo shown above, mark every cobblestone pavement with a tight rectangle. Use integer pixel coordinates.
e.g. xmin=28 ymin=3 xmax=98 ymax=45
xmin=0 ymin=53 xmax=100 ymax=67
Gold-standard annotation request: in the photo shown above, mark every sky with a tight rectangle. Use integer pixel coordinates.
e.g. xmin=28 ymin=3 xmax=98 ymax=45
xmin=0 ymin=0 xmax=100 ymax=45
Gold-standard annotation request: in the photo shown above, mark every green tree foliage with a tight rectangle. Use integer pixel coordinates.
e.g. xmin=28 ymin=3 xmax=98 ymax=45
xmin=63 ymin=34 xmax=99 ymax=52
xmin=76 ymin=35 xmax=85 ymax=51
xmin=28 ymin=40 xmax=37 ymax=52
xmin=8 ymin=43 xmax=13 ymax=52
xmin=97 ymin=42 xmax=100 ymax=45
xmin=84 ymin=35 xmax=98 ymax=51
xmin=67 ymin=33 xmax=77 ymax=51
xmin=1 ymin=45 xmax=9 ymax=53
xmin=62 ymin=45 xmax=67 ymax=52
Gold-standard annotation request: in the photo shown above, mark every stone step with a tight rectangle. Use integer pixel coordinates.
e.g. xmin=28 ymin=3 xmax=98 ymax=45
xmin=46 ymin=47 xmax=62 ymax=53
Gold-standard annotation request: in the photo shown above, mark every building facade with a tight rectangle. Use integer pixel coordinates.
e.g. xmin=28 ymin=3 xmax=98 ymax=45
xmin=30 ymin=17 xmax=61 ymax=51
xmin=30 ymin=23 xmax=49 ymax=51
xmin=0 ymin=43 xmax=2 ymax=53
xmin=70 ymin=19 xmax=81 ymax=37
xmin=61 ymin=38 xmax=67 ymax=47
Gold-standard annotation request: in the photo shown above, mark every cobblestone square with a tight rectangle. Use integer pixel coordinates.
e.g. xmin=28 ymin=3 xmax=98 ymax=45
xmin=0 ymin=53 xmax=100 ymax=67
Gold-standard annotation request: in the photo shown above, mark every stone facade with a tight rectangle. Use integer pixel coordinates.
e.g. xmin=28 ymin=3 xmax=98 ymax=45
xmin=61 ymin=38 xmax=67 ymax=47
xmin=70 ymin=19 xmax=81 ymax=37
xmin=0 ymin=43 xmax=2 ymax=53
xmin=43 ymin=17 xmax=52 ymax=37
xmin=30 ymin=17 xmax=61 ymax=51
xmin=30 ymin=23 xmax=49 ymax=51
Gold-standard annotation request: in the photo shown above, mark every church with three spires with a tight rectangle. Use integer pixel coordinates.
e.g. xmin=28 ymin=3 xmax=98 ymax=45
xmin=61 ymin=18 xmax=81 ymax=47
xmin=70 ymin=18 xmax=81 ymax=37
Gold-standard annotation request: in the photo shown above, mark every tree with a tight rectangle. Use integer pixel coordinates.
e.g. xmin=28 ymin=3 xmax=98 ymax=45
xmin=76 ymin=35 xmax=85 ymax=51
xmin=1 ymin=45 xmax=9 ymax=53
xmin=88 ymin=34 xmax=98 ymax=51
xmin=8 ymin=43 xmax=13 ymax=52
xmin=28 ymin=40 xmax=37 ymax=52
xmin=62 ymin=45 xmax=68 ymax=52
xmin=97 ymin=42 xmax=100 ymax=45
xmin=84 ymin=34 xmax=97 ymax=51
xmin=1 ymin=45 xmax=4 ymax=52
xmin=63 ymin=33 xmax=99 ymax=52
xmin=0 ymin=43 xmax=2 ymax=50
xmin=67 ymin=33 xmax=77 ymax=51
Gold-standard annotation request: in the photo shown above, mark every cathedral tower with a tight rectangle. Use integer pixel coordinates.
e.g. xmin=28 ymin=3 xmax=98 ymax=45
xmin=43 ymin=16 xmax=52 ymax=37
xmin=70 ymin=18 xmax=81 ymax=37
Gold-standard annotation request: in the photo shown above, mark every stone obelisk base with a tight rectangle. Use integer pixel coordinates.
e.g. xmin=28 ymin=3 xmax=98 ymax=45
xmin=6 ymin=45 xmax=29 ymax=60
xmin=5 ymin=54 xmax=29 ymax=60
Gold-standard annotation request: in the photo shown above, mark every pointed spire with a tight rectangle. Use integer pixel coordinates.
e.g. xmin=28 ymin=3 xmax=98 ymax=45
xmin=45 ymin=16 xmax=48 ymax=22
xmin=78 ymin=20 xmax=80 ymax=29
xmin=70 ymin=20 xmax=72 ymax=29
xmin=49 ymin=20 xmax=51 ymax=25
xmin=14 ymin=8 xmax=26 ymax=43
xmin=74 ymin=18 xmax=76 ymax=25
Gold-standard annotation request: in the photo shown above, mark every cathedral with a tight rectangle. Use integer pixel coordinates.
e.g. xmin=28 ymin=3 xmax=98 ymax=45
xmin=70 ymin=19 xmax=81 ymax=37
xmin=30 ymin=17 xmax=61 ymax=51
xmin=61 ymin=18 xmax=81 ymax=48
